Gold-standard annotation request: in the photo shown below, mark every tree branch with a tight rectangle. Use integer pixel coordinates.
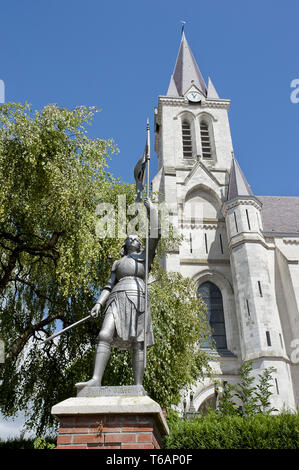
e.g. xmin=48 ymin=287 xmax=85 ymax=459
xmin=9 ymin=276 xmax=53 ymax=303
xmin=0 ymin=231 xmax=64 ymax=292
xmin=6 ymin=313 xmax=67 ymax=361
xmin=0 ymin=247 xmax=20 ymax=291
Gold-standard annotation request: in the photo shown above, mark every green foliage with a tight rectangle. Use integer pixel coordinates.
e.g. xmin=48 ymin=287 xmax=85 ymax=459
xmin=216 ymin=381 xmax=239 ymax=416
xmin=0 ymin=435 xmax=55 ymax=449
xmin=255 ymin=367 xmax=278 ymax=413
xmin=217 ymin=362 xmax=278 ymax=417
xmin=0 ymin=103 xmax=209 ymax=433
xmin=164 ymin=411 xmax=299 ymax=449
xmin=33 ymin=437 xmax=56 ymax=449
xmin=0 ymin=102 xmax=127 ymax=433
xmin=235 ymin=361 xmax=259 ymax=415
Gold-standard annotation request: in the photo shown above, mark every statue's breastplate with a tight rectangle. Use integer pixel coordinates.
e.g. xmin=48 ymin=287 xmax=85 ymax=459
xmin=116 ymin=255 xmax=145 ymax=281
xmin=109 ymin=255 xmax=145 ymax=295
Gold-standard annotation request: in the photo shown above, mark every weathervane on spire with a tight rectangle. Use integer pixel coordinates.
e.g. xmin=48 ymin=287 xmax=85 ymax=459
xmin=181 ymin=20 xmax=186 ymax=34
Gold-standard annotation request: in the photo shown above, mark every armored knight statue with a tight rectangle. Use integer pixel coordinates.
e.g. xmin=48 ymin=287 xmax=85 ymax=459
xmin=75 ymin=198 xmax=160 ymax=390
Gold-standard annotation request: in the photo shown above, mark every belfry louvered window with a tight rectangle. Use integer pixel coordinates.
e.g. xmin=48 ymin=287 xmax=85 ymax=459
xmin=182 ymin=120 xmax=193 ymax=158
xmin=200 ymin=121 xmax=212 ymax=158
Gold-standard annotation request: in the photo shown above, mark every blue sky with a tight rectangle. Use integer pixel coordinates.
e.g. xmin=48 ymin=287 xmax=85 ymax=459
xmin=0 ymin=0 xmax=298 ymax=197
xmin=0 ymin=0 xmax=298 ymax=438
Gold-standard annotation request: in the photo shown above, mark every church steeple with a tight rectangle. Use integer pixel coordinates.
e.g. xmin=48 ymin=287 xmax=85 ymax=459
xmin=153 ymin=28 xmax=297 ymax=416
xmin=167 ymin=31 xmax=207 ymax=98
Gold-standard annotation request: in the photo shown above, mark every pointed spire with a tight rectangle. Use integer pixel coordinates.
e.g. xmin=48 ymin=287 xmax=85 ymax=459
xmin=167 ymin=31 xmax=207 ymax=97
xmin=207 ymin=77 xmax=220 ymax=99
xmin=167 ymin=74 xmax=179 ymax=97
xmin=227 ymin=157 xmax=253 ymax=201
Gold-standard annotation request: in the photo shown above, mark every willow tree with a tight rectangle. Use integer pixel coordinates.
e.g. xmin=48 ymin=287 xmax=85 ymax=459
xmin=0 ymin=103 xmax=209 ymax=434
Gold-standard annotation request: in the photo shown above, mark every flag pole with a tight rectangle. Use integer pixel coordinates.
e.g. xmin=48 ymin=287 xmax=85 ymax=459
xmin=144 ymin=119 xmax=150 ymax=370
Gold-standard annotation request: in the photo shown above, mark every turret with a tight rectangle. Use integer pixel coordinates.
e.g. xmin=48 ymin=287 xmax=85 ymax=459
xmin=223 ymin=158 xmax=296 ymax=410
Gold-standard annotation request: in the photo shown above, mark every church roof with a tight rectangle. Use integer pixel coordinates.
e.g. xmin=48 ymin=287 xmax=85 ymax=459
xmin=227 ymin=160 xmax=299 ymax=234
xmin=258 ymin=196 xmax=299 ymax=235
xmin=167 ymin=31 xmax=207 ymax=97
xmin=227 ymin=157 xmax=253 ymax=201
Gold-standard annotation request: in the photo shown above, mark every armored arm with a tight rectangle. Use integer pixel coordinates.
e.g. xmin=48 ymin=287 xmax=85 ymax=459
xmin=144 ymin=198 xmax=161 ymax=270
xmin=90 ymin=262 xmax=118 ymax=318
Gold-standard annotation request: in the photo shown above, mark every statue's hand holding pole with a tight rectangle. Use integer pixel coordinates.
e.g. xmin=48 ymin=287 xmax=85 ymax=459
xmin=144 ymin=197 xmax=152 ymax=214
xmin=91 ymin=288 xmax=111 ymax=319
xmin=42 ymin=294 xmax=108 ymax=344
xmin=90 ymin=303 xmax=101 ymax=319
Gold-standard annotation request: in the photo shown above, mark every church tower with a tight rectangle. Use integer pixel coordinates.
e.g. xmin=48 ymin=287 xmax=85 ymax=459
xmin=152 ymin=31 xmax=297 ymax=412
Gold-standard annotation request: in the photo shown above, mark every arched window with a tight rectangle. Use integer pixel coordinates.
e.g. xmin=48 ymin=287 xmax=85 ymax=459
xmin=197 ymin=281 xmax=227 ymax=350
xmin=182 ymin=120 xmax=193 ymax=158
xmin=198 ymin=394 xmax=217 ymax=414
xmin=200 ymin=121 xmax=212 ymax=158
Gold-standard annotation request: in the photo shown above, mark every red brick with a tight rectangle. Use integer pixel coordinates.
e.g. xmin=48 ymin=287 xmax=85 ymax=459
xmin=86 ymin=444 xmax=105 ymax=449
xmin=72 ymin=415 xmax=101 ymax=426
xmin=56 ymin=445 xmax=87 ymax=449
xmin=56 ymin=411 xmax=165 ymax=450
xmin=59 ymin=425 xmax=90 ymax=434
xmin=122 ymin=443 xmax=154 ymax=449
xmin=152 ymin=435 xmax=160 ymax=448
xmin=106 ymin=414 xmax=138 ymax=425
xmin=103 ymin=444 xmax=121 ymax=449
xmin=89 ymin=424 xmax=121 ymax=434
xmin=57 ymin=435 xmax=73 ymax=445
xmin=122 ymin=425 xmax=153 ymax=432
xmin=73 ymin=434 xmax=104 ymax=444
xmin=59 ymin=416 xmax=78 ymax=426
xmin=137 ymin=433 xmax=153 ymax=443
xmin=105 ymin=433 xmax=136 ymax=443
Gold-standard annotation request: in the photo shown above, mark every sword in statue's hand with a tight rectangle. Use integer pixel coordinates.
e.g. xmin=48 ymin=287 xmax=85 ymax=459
xmin=42 ymin=303 xmax=102 ymax=345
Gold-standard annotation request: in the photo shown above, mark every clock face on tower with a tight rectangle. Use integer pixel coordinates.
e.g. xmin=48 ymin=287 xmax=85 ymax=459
xmin=187 ymin=91 xmax=201 ymax=102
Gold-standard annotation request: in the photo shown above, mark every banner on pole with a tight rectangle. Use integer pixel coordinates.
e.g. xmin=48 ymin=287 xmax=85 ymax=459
xmin=134 ymin=141 xmax=148 ymax=203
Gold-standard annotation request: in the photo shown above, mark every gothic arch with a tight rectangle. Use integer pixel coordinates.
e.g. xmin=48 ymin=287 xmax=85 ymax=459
xmin=185 ymin=184 xmax=222 ymax=209
xmin=193 ymin=269 xmax=237 ymax=354
xmin=177 ymin=111 xmax=196 ymax=159
xmin=176 ymin=109 xmax=196 ymax=120
xmin=193 ymin=269 xmax=234 ymax=295
xmin=183 ymin=184 xmax=222 ymax=221
xmin=197 ymin=112 xmax=217 ymax=161
xmin=192 ymin=384 xmax=216 ymax=412
xmin=196 ymin=111 xmax=217 ymax=122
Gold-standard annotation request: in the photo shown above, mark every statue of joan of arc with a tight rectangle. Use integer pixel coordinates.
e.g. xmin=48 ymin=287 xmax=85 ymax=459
xmin=75 ymin=197 xmax=160 ymax=390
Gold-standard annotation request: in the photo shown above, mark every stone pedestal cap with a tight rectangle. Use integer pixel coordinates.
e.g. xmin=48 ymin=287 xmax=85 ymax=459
xmin=51 ymin=393 xmax=169 ymax=436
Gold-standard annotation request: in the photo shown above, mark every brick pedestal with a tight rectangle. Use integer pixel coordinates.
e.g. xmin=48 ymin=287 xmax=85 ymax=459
xmin=51 ymin=392 xmax=169 ymax=450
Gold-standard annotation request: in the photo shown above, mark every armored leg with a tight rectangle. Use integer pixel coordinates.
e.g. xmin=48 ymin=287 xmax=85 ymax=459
xmin=75 ymin=311 xmax=115 ymax=389
xmin=132 ymin=342 xmax=145 ymax=386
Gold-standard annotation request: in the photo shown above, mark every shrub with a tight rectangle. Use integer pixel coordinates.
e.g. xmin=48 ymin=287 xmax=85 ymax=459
xmin=0 ymin=435 xmax=56 ymax=449
xmin=33 ymin=437 xmax=56 ymax=449
xmin=217 ymin=362 xmax=278 ymax=417
xmin=164 ymin=411 xmax=299 ymax=449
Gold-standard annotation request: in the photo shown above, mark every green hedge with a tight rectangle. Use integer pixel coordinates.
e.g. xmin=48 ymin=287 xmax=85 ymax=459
xmin=164 ymin=412 xmax=299 ymax=449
